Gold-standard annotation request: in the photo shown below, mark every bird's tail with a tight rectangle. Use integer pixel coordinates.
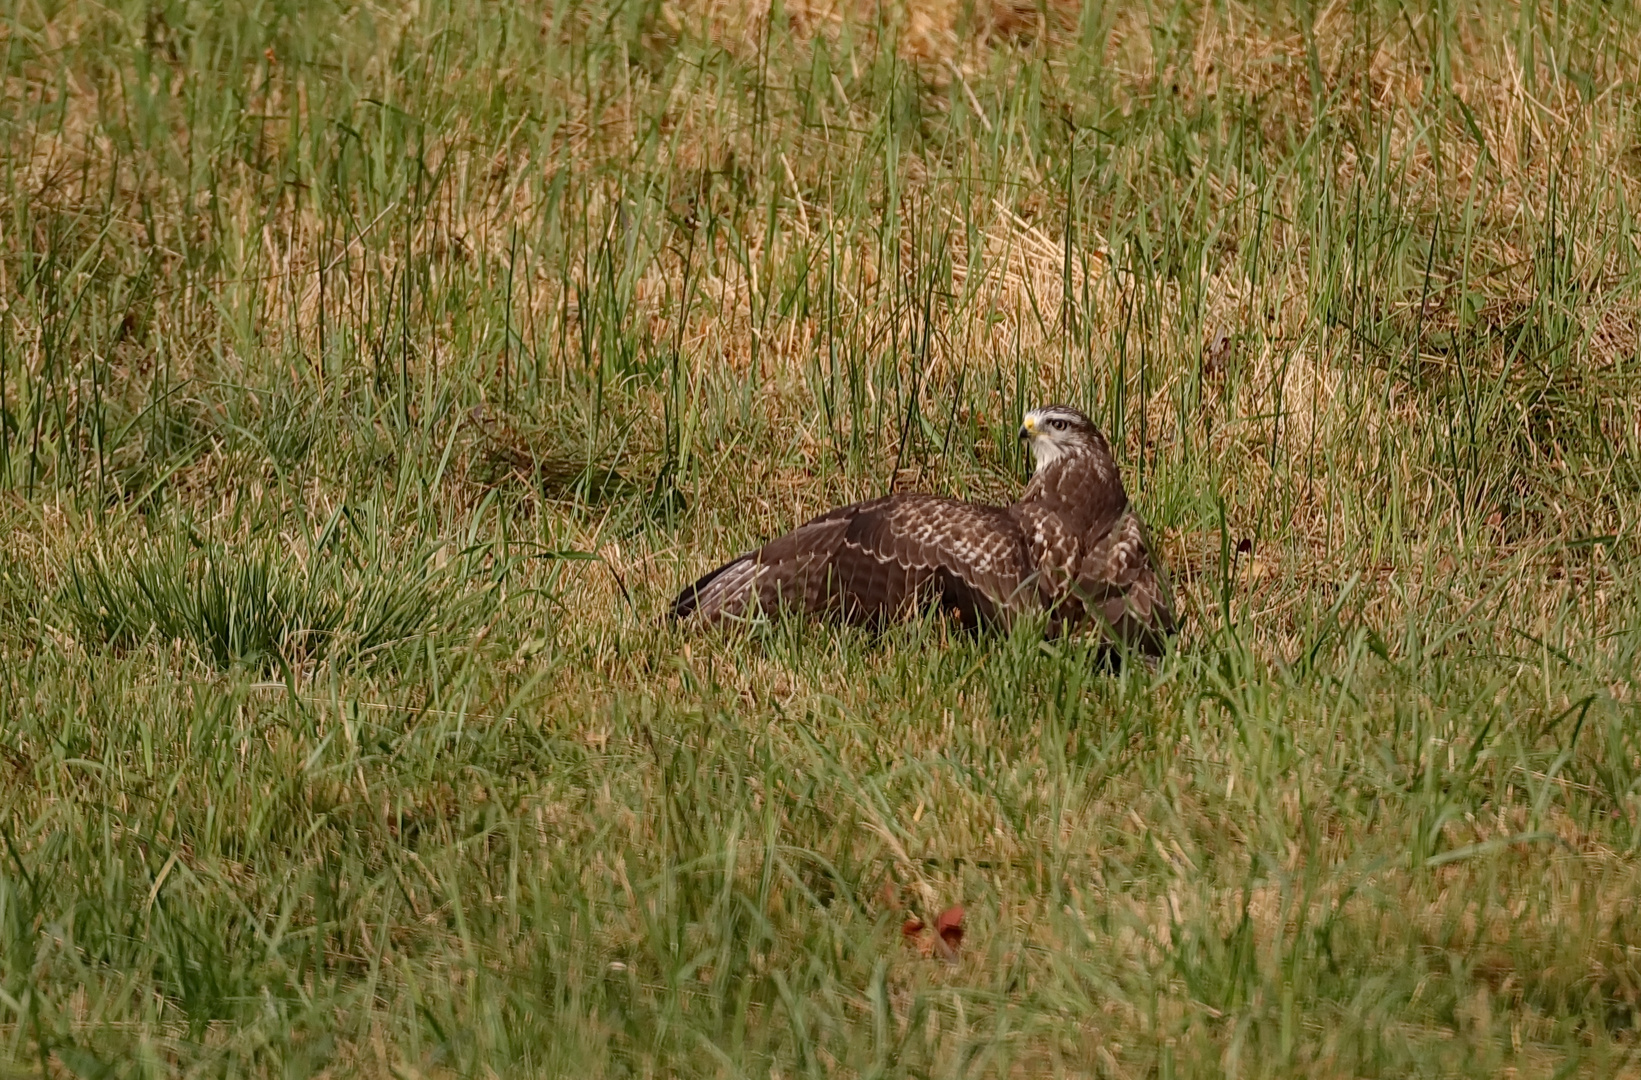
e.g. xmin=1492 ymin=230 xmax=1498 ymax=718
xmin=670 ymin=553 xmax=761 ymax=622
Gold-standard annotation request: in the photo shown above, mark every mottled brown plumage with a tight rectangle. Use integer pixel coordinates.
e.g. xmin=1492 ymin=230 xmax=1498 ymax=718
xmin=671 ymin=406 xmax=1176 ymax=654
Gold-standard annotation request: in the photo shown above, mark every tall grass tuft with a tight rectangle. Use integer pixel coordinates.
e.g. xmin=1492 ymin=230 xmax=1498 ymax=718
xmin=60 ymin=528 xmax=491 ymax=672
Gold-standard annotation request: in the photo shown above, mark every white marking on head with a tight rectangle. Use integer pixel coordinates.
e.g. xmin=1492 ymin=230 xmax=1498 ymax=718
xmin=1020 ymin=406 xmax=1092 ymax=475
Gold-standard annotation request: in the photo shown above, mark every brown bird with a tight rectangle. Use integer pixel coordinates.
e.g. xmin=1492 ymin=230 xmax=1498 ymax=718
xmin=671 ymin=405 xmax=1176 ymax=655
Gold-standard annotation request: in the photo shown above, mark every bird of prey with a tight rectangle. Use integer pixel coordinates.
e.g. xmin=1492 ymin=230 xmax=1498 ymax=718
xmin=670 ymin=405 xmax=1176 ymax=654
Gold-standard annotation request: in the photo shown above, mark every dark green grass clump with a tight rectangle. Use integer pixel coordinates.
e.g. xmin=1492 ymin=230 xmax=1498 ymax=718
xmin=60 ymin=528 xmax=491 ymax=673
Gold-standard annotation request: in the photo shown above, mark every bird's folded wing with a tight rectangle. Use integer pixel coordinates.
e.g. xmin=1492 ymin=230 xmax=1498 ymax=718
xmin=1076 ymin=509 xmax=1176 ymax=646
xmin=828 ymin=497 xmax=1035 ymax=620
xmin=676 ymin=510 xmax=854 ymax=621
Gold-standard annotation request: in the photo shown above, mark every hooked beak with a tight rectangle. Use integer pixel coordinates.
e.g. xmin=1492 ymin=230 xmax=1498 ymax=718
xmin=1018 ymin=416 xmax=1036 ymax=441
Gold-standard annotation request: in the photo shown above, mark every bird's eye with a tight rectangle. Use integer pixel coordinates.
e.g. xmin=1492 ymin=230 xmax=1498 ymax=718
xmin=1050 ymin=419 xmax=1067 ymax=431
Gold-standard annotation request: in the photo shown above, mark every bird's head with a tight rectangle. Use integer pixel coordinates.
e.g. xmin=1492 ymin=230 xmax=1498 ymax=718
xmin=1019 ymin=405 xmax=1109 ymax=475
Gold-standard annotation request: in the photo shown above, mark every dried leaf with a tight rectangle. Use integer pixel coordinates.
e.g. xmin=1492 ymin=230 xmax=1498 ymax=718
xmin=934 ymin=904 xmax=964 ymax=961
xmin=1204 ymin=331 xmax=1232 ymax=376
xmin=936 ymin=904 xmax=964 ymax=945
xmin=902 ymin=917 xmax=925 ymax=940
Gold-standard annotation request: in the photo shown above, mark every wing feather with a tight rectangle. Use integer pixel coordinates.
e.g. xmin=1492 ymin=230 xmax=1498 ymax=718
xmin=1075 ymin=508 xmax=1176 ymax=654
xmin=828 ymin=497 xmax=1034 ymax=625
xmin=671 ymin=512 xmax=852 ymax=622
xmin=672 ymin=495 xmax=1036 ymax=627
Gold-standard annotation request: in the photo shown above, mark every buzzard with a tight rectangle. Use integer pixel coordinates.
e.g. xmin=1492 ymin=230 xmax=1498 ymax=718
xmin=671 ymin=405 xmax=1176 ymax=654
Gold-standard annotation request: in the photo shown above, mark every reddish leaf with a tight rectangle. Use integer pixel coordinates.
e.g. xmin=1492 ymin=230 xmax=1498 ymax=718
xmin=932 ymin=899 xmax=964 ymax=958
xmin=901 ymin=917 xmax=925 ymax=940
xmin=935 ymin=904 xmax=964 ymax=946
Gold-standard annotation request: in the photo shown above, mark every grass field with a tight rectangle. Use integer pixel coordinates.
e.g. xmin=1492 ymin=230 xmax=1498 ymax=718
xmin=2 ymin=0 xmax=1641 ymax=1074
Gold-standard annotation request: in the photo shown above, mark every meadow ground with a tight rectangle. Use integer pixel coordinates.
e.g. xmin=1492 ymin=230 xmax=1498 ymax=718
xmin=2 ymin=0 xmax=1641 ymax=1075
